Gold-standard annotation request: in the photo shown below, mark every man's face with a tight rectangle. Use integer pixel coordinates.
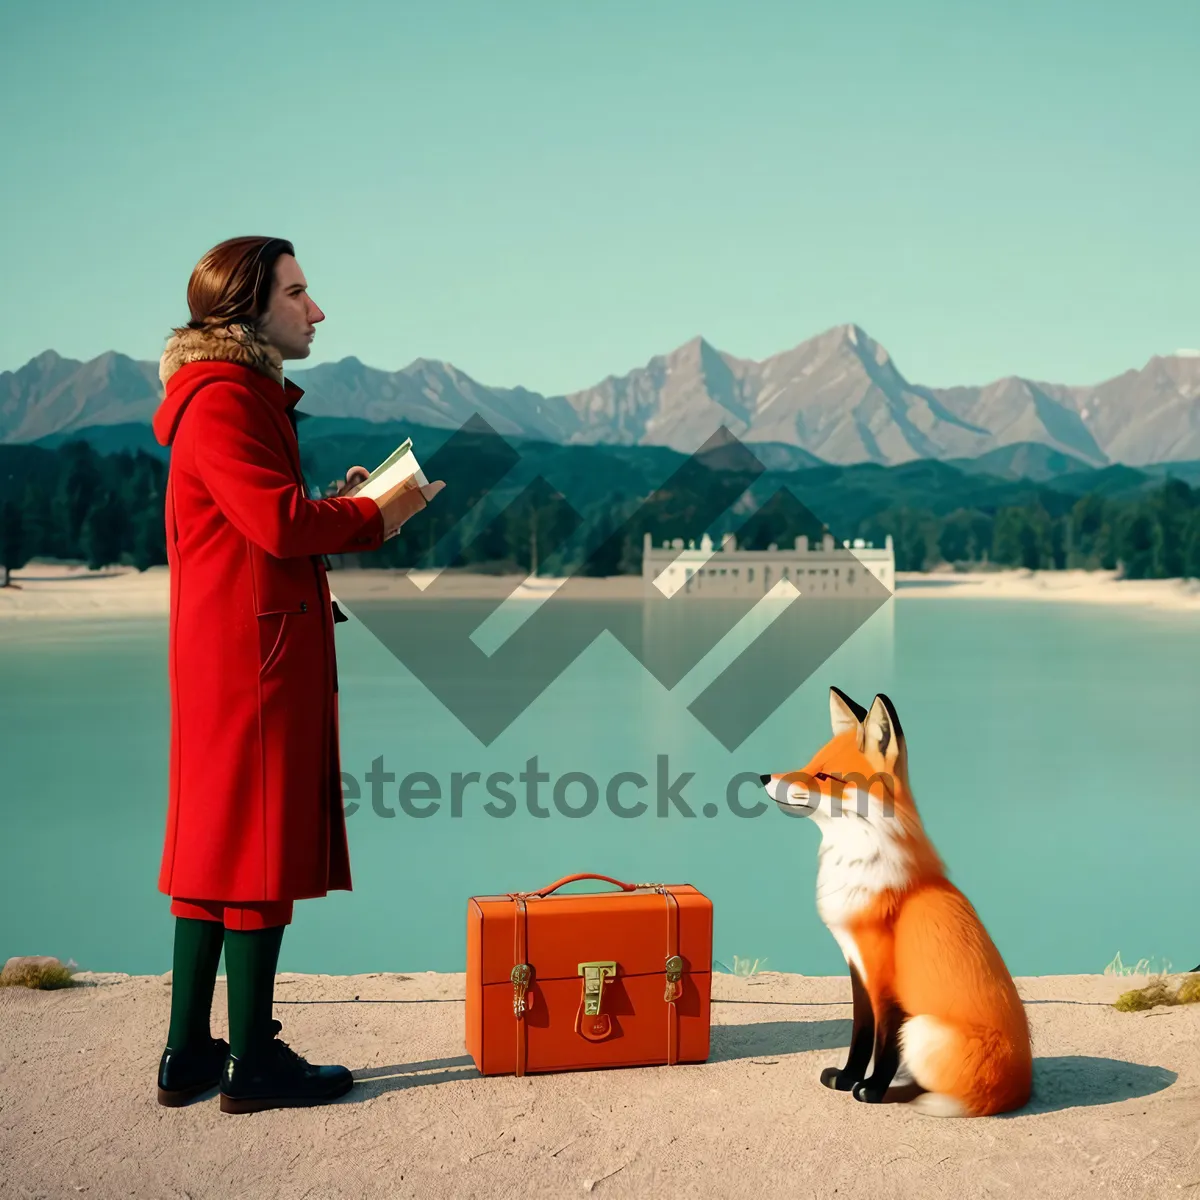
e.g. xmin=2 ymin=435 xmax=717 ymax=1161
xmin=257 ymin=253 xmax=325 ymax=360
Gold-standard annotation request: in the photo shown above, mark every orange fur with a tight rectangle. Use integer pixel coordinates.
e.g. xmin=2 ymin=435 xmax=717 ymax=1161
xmin=763 ymin=688 xmax=1033 ymax=1117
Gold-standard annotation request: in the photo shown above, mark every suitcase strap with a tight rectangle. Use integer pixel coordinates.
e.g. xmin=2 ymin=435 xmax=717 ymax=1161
xmin=511 ymin=895 xmax=531 ymax=1078
xmin=663 ymin=889 xmax=682 ymax=1066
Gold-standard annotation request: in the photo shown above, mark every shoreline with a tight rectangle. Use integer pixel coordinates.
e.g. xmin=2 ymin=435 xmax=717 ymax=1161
xmin=2 ymin=968 xmax=1196 ymax=1198
xmin=2 ymin=562 xmax=1199 ymax=619
xmin=893 ymin=567 xmax=1200 ymax=611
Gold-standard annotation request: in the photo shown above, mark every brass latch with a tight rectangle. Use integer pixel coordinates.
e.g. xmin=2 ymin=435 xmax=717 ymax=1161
xmin=577 ymin=961 xmax=617 ymax=1016
xmin=665 ymin=955 xmax=683 ymax=1002
xmin=511 ymin=962 xmax=532 ymax=1016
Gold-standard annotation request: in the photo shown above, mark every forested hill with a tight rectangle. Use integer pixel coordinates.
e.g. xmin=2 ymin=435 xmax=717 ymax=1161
xmin=2 ymin=425 xmax=1200 ymax=579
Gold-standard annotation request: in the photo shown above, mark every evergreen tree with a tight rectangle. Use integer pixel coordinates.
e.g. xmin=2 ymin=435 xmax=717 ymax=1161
xmin=80 ymin=488 xmax=129 ymax=570
xmin=576 ymin=504 xmax=624 ymax=578
xmin=506 ymin=485 xmax=577 ymax=574
xmin=617 ymin=530 xmax=643 ymax=575
xmin=1049 ymin=515 xmax=1068 ymax=570
xmin=870 ymin=507 xmax=937 ymax=571
xmin=1115 ymin=504 xmax=1164 ymax=580
xmin=18 ymin=480 xmax=53 ymax=562
xmin=1070 ymin=493 xmax=1110 ymax=567
xmin=934 ymin=509 xmax=993 ymax=565
xmin=128 ymin=456 xmax=168 ymax=571
xmin=991 ymin=508 xmax=1022 ymax=567
xmin=469 ymin=504 xmax=513 ymax=569
xmin=1 ymin=498 xmax=28 ymax=587
xmin=53 ymin=441 xmax=103 ymax=559
xmin=937 ymin=508 xmax=990 ymax=565
xmin=1028 ymin=505 xmax=1054 ymax=569
xmin=971 ymin=512 xmax=994 ymax=564
xmin=1183 ymin=509 xmax=1200 ymax=580
xmin=131 ymin=498 xmax=167 ymax=571
xmin=1151 ymin=478 xmax=1193 ymax=578
xmin=439 ymin=522 xmax=464 ymax=570
xmin=992 ymin=506 xmax=1051 ymax=570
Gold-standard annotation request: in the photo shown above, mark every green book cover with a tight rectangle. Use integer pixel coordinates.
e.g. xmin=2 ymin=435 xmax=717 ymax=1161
xmin=366 ymin=437 xmax=413 ymax=482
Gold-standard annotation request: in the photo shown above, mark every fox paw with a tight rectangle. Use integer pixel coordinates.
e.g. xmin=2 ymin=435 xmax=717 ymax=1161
xmin=852 ymin=1081 xmax=887 ymax=1104
xmin=820 ymin=1067 xmax=860 ymax=1092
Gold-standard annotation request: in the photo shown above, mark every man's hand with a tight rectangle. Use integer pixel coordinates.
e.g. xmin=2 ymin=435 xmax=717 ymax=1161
xmin=378 ymin=480 xmax=447 ymax=540
xmin=324 ymin=466 xmax=371 ymax=499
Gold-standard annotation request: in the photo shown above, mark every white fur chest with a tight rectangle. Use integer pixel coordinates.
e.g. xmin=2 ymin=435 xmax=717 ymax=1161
xmin=814 ymin=814 xmax=911 ymax=928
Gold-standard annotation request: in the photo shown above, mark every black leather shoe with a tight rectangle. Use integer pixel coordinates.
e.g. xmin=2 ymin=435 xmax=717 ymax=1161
xmin=219 ymin=1019 xmax=353 ymax=1114
xmin=157 ymin=1036 xmax=230 ymax=1106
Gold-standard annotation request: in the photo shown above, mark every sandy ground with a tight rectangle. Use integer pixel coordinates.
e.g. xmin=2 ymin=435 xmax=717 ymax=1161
xmin=3 ymin=562 xmax=1200 ymax=618
xmin=0 ymin=970 xmax=1196 ymax=1199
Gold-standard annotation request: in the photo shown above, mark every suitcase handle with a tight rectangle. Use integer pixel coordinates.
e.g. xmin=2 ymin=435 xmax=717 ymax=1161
xmin=532 ymin=873 xmax=637 ymax=897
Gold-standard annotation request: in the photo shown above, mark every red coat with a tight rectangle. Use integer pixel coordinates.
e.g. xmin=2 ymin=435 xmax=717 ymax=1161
xmin=152 ymin=357 xmax=385 ymax=902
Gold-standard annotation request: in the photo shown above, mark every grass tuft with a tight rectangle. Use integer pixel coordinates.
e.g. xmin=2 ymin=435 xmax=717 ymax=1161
xmin=1103 ymin=951 xmax=1174 ymax=977
xmin=0 ymin=957 xmax=77 ymax=990
xmin=714 ymin=955 xmax=769 ymax=977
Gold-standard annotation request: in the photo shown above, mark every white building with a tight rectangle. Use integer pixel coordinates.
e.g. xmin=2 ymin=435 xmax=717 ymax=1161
xmin=641 ymin=530 xmax=895 ymax=599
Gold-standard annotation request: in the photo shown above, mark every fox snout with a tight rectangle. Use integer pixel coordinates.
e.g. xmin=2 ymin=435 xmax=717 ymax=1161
xmin=758 ymin=773 xmax=819 ymax=816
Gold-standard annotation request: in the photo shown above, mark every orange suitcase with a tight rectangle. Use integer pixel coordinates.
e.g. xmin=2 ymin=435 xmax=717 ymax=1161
xmin=465 ymin=873 xmax=713 ymax=1076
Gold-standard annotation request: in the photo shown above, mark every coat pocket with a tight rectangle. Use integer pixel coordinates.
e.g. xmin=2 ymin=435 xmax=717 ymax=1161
xmin=249 ymin=541 xmax=318 ymax=617
xmin=257 ymin=600 xmax=310 ymax=676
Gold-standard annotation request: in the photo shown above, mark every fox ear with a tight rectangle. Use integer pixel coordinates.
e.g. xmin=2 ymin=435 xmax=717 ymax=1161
xmin=862 ymin=694 xmax=905 ymax=773
xmin=830 ymin=686 xmax=868 ymax=738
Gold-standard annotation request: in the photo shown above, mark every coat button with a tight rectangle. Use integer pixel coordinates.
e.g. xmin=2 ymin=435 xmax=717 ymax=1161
xmin=300 ymin=601 xmax=308 ymax=612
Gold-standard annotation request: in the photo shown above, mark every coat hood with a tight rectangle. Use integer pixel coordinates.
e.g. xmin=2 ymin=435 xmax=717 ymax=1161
xmin=152 ymin=323 xmax=295 ymax=447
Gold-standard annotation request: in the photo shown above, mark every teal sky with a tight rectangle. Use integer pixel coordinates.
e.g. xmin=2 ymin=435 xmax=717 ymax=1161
xmin=3 ymin=0 xmax=1197 ymax=395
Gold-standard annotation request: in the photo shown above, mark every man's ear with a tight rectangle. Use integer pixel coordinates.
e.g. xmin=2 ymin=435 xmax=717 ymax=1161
xmin=862 ymin=693 xmax=905 ymax=774
xmin=830 ymin=686 xmax=868 ymax=740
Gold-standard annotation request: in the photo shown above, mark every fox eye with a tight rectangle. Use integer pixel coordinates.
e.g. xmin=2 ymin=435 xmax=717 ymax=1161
xmin=814 ymin=771 xmax=844 ymax=783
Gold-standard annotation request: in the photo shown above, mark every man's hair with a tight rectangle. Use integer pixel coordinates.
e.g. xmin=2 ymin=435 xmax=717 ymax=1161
xmin=183 ymin=236 xmax=295 ymax=331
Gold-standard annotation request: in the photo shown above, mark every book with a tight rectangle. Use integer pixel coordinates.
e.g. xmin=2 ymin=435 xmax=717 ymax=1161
xmin=344 ymin=437 xmax=428 ymax=502
xmin=341 ymin=437 xmax=429 ymax=539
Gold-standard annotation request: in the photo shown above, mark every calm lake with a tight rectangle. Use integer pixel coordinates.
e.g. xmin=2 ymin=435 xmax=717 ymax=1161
xmin=1 ymin=594 xmax=1197 ymax=979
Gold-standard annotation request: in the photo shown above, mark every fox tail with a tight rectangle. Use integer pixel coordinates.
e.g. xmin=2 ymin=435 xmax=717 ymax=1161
xmin=901 ymin=1014 xmax=1031 ymax=1118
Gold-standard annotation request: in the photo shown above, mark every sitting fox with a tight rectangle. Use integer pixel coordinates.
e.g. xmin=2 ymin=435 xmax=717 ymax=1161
xmin=760 ymin=687 xmax=1032 ymax=1116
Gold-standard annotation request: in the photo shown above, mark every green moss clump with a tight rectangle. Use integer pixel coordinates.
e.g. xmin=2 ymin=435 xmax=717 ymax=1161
xmin=1114 ymin=979 xmax=1175 ymax=1011
xmin=0 ymin=959 xmax=75 ymax=990
xmin=1114 ymin=974 xmax=1200 ymax=1012
xmin=1175 ymin=975 xmax=1200 ymax=1005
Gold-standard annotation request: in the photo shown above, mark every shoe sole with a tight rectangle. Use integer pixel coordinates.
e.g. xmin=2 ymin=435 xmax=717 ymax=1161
xmin=219 ymin=1078 xmax=354 ymax=1114
xmin=157 ymin=1081 xmax=219 ymax=1107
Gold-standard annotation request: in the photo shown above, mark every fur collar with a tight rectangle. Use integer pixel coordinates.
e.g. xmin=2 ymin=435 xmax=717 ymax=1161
xmin=159 ymin=323 xmax=285 ymax=390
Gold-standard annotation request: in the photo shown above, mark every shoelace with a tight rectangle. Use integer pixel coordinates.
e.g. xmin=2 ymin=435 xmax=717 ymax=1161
xmin=265 ymin=1020 xmax=313 ymax=1070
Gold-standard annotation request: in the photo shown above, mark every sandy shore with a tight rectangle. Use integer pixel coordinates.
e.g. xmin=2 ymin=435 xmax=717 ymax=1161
xmin=895 ymin=568 xmax=1200 ymax=612
xmin=1 ymin=969 xmax=1196 ymax=1199
xmin=3 ymin=562 xmax=1200 ymax=618
xmin=0 ymin=563 xmax=172 ymax=619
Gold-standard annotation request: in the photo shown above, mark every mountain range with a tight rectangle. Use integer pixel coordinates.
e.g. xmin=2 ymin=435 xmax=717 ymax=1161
xmin=2 ymin=324 xmax=1198 ymax=468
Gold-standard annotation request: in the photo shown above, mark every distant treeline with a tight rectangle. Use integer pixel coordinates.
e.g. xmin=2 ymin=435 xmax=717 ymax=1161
xmin=3 ymin=439 xmax=1200 ymax=582
xmin=856 ymin=484 xmax=1200 ymax=576
xmin=0 ymin=442 xmax=167 ymax=584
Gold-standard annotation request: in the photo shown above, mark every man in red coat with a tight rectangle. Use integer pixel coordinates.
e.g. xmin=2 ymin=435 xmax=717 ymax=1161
xmin=152 ymin=236 xmax=444 ymax=1114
